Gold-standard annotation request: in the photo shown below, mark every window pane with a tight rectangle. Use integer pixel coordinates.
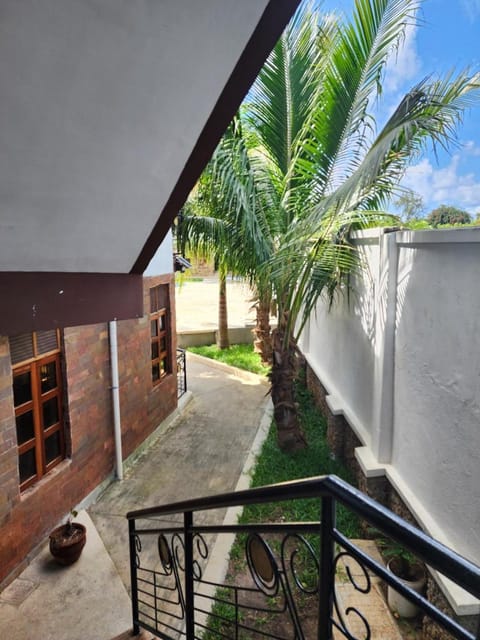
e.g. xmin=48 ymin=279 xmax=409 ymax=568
xmin=9 ymin=334 xmax=34 ymax=365
xmin=150 ymin=285 xmax=168 ymax=312
xmin=40 ymin=361 xmax=57 ymax=394
xmin=36 ymin=330 xmax=59 ymax=355
xmin=160 ymin=358 xmax=168 ymax=376
xmin=16 ymin=411 xmax=35 ymax=444
xmin=13 ymin=371 xmax=32 ymax=406
xmin=42 ymin=397 xmax=59 ymax=429
xmin=151 ymin=319 xmax=158 ymax=337
xmin=151 ymin=342 xmax=159 ymax=360
xmin=159 ymin=314 xmax=166 ymax=331
xmin=156 ymin=285 xmax=168 ymax=309
xmin=160 ymin=337 xmax=167 ymax=352
xmin=19 ymin=449 xmax=37 ymax=484
xmin=150 ymin=288 xmax=157 ymax=313
xmin=152 ymin=363 xmax=160 ymax=382
xmin=45 ymin=432 xmax=61 ymax=464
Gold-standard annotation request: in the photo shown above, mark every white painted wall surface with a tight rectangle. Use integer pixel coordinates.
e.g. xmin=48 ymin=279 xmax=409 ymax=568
xmin=392 ymin=233 xmax=480 ymax=564
xmin=299 ymin=235 xmax=380 ymax=447
xmin=302 ymin=227 xmax=480 ymax=609
xmin=0 ymin=0 xmax=270 ymax=273
xmin=144 ymin=230 xmax=173 ymax=277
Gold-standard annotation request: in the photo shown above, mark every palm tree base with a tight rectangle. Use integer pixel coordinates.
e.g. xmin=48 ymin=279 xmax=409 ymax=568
xmin=270 ymin=329 xmax=307 ymax=453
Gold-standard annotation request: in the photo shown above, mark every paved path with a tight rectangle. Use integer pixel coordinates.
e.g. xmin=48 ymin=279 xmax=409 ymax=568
xmin=89 ymin=354 xmax=270 ymax=592
xmin=175 ymin=276 xmax=256 ymax=331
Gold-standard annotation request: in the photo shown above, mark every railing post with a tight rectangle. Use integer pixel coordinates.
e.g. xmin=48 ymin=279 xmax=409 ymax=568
xmin=128 ymin=518 xmax=140 ymax=636
xmin=318 ymin=496 xmax=335 ymax=640
xmin=184 ymin=511 xmax=195 ymax=639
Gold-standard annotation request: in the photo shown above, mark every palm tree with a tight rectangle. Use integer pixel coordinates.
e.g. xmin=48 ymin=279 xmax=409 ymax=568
xmin=179 ymin=119 xmax=276 ymax=355
xmin=178 ymin=134 xmax=249 ymax=350
xmin=183 ymin=0 xmax=479 ymax=451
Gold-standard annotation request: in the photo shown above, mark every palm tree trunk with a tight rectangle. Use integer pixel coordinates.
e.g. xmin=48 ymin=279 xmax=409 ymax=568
xmin=253 ymin=296 xmax=273 ymax=365
xmin=217 ymin=273 xmax=229 ymax=349
xmin=270 ymin=311 xmax=307 ymax=452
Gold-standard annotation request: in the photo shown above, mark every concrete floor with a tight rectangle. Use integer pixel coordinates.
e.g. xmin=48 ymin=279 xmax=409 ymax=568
xmin=88 ymin=355 xmax=270 ymax=593
xmin=175 ymin=276 xmax=256 ymax=331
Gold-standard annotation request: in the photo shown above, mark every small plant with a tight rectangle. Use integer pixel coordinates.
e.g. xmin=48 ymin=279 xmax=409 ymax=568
xmin=380 ymin=542 xmax=421 ymax=581
xmin=49 ymin=508 xmax=86 ymax=565
xmin=65 ymin=509 xmax=79 ymax=537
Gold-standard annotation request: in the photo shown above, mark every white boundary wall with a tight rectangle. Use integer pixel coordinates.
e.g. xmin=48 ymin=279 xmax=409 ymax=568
xmin=299 ymin=228 xmax=480 ymax=615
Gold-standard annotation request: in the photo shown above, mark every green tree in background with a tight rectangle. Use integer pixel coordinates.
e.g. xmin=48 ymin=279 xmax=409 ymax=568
xmin=395 ymin=189 xmax=425 ymax=222
xmin=426 ymin=204 xmax=472 ymax=226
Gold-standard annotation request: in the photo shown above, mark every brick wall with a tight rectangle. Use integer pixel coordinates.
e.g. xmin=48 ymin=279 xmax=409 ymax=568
xmin=117 ymin=274 xmax=177 ymax=459
xmin=0 ymin=275 xmax=177 ymax=587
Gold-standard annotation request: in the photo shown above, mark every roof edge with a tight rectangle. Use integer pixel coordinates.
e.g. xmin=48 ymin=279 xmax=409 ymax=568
xmin=130 ymin=0 xmax=301 ymax=274
xmin=0 ymin=272 xmax=143 ymax=335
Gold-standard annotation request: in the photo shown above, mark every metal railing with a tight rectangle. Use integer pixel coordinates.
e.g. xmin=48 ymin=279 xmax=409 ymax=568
xmin=176 ymin=348 xmax=187 ymax=399
xmin=127 ymin=475 xmax=480 ymax=640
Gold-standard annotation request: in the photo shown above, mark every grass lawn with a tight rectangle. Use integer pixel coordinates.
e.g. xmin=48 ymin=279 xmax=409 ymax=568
xmin=187 ymin=343 xmax=270 ymax=377
xmin=202 ymin=372 xmax=361 ymax=639
xmin=240 ymin=373 xmax=361 ymax=537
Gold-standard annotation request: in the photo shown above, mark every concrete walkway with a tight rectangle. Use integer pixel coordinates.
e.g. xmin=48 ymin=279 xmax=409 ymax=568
xmin=175 ymin=276 xmax=257 ymax=331
xmin=0 ymin=354 xmax=270 ymax=640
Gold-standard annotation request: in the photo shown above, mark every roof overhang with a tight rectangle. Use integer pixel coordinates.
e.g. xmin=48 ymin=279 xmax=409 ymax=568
xmin=0 ymin=0 xmax=301 ymax=334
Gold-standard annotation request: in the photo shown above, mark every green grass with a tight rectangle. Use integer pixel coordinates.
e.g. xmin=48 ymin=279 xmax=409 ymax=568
xmin=239 ymin=374 xmax=361 ymax=537
xmin=202 ymin=372 xmax=360 ymax=638
xmin=187 ymin=343 xmax=270 ymax=376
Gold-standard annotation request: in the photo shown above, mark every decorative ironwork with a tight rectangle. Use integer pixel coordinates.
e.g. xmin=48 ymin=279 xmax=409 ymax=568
xmin=127 ymin=475 xmax=480 ymax=640
xmin=176 ymin=348 xmax=187 ymax=399
xmin=332 ymin=551 xmax=372 ymax=640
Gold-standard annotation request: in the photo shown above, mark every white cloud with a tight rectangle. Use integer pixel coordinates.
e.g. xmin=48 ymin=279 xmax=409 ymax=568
xmin=461 ymin=0 xmax=480 ymax=22
xmin=383 ymin=22 xmax=421 ymax=93
xmin=402 ymin=155 xmax=480 ymax=213
xmin=464 ymin=140 xmax=480 ymax=156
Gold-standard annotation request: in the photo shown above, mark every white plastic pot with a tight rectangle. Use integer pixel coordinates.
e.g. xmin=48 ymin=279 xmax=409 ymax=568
xmin=387 ymin=559 xmax=426 ymax=618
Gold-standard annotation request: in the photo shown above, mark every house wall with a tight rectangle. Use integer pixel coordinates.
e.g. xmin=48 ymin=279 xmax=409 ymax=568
xmin=302 ymin=232 xmax=380 ymax=448
xmin=391 ymin=236 xmax=480 ymax=564
xmin=117 ymin=274 xmax=177 ymax=459
xmin=0 ymin=274 xmax=177 ymax=586
xmin=299 ymin=227 xmax=480 ymax=615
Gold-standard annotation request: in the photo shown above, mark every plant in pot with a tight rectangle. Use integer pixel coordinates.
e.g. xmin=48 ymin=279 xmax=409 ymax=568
xmin=381 ymin=543 xmax=426 ymax=618
xmin=49 ymin=509 xmax=87 ymax=566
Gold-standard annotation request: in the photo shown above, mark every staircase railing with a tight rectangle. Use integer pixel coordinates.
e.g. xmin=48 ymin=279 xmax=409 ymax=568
xmin=176 ymin=348 xmax=187 ymax=399
xmin=127 ymin=474 xmax=480 ymax=640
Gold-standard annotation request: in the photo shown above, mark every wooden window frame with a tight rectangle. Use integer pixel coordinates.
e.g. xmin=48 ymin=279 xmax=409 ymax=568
xmin=10 ymin=330 xmax=65 ymax=491
xmin=150 ymin=285 xmax=172 ymax=386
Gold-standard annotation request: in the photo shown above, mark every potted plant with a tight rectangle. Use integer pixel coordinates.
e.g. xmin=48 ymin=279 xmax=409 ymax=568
xmin=382 ymin=544 xmax=426 ymax=618
xmin=49 ymin=509 xmax=87 ymax=566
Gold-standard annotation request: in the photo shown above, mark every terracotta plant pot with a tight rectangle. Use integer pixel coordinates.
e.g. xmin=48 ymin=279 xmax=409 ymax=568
xmin=387 ymin=558 xmax=426 ymax=618
xmin=49 ymin=523 xmax=87 ymax=566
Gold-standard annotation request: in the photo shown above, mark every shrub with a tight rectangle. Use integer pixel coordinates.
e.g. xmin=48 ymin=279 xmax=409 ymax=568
xmin=426 ymin=204 xmax=472 ymax=227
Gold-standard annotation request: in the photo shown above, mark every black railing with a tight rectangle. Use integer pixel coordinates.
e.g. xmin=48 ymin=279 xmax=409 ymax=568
xmin=177 ymin=348 xmax=187 ymax=399
xmin=127 ymin=475 xmax=480 ymax=640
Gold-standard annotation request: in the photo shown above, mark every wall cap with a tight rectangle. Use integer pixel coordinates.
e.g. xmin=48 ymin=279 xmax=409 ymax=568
xmin=354 ymin=446 xmax=387 ymax=478
xmin=326 ymin=395 xmax=344 ymax=416
xmin=396 ymin=227 xmax=480 ymax=245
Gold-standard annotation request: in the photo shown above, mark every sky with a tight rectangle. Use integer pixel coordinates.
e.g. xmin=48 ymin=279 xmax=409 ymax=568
xmin=321 ymin=0 xmax=480 ymax=215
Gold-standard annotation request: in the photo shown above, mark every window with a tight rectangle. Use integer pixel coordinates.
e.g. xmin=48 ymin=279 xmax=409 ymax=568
xmin=150 ymin=285 xmax=171 ymax=385
xmin=9 ymin=330 xmax=65 ymax=491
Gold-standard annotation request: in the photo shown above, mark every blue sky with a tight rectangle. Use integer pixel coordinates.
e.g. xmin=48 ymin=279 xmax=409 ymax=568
xmin=322 ymin=0 xmax=480 ymax=215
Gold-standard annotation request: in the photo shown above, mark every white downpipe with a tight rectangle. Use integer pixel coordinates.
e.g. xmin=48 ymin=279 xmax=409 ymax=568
xmin=109 ymin=320 xmax=123 ymax=480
